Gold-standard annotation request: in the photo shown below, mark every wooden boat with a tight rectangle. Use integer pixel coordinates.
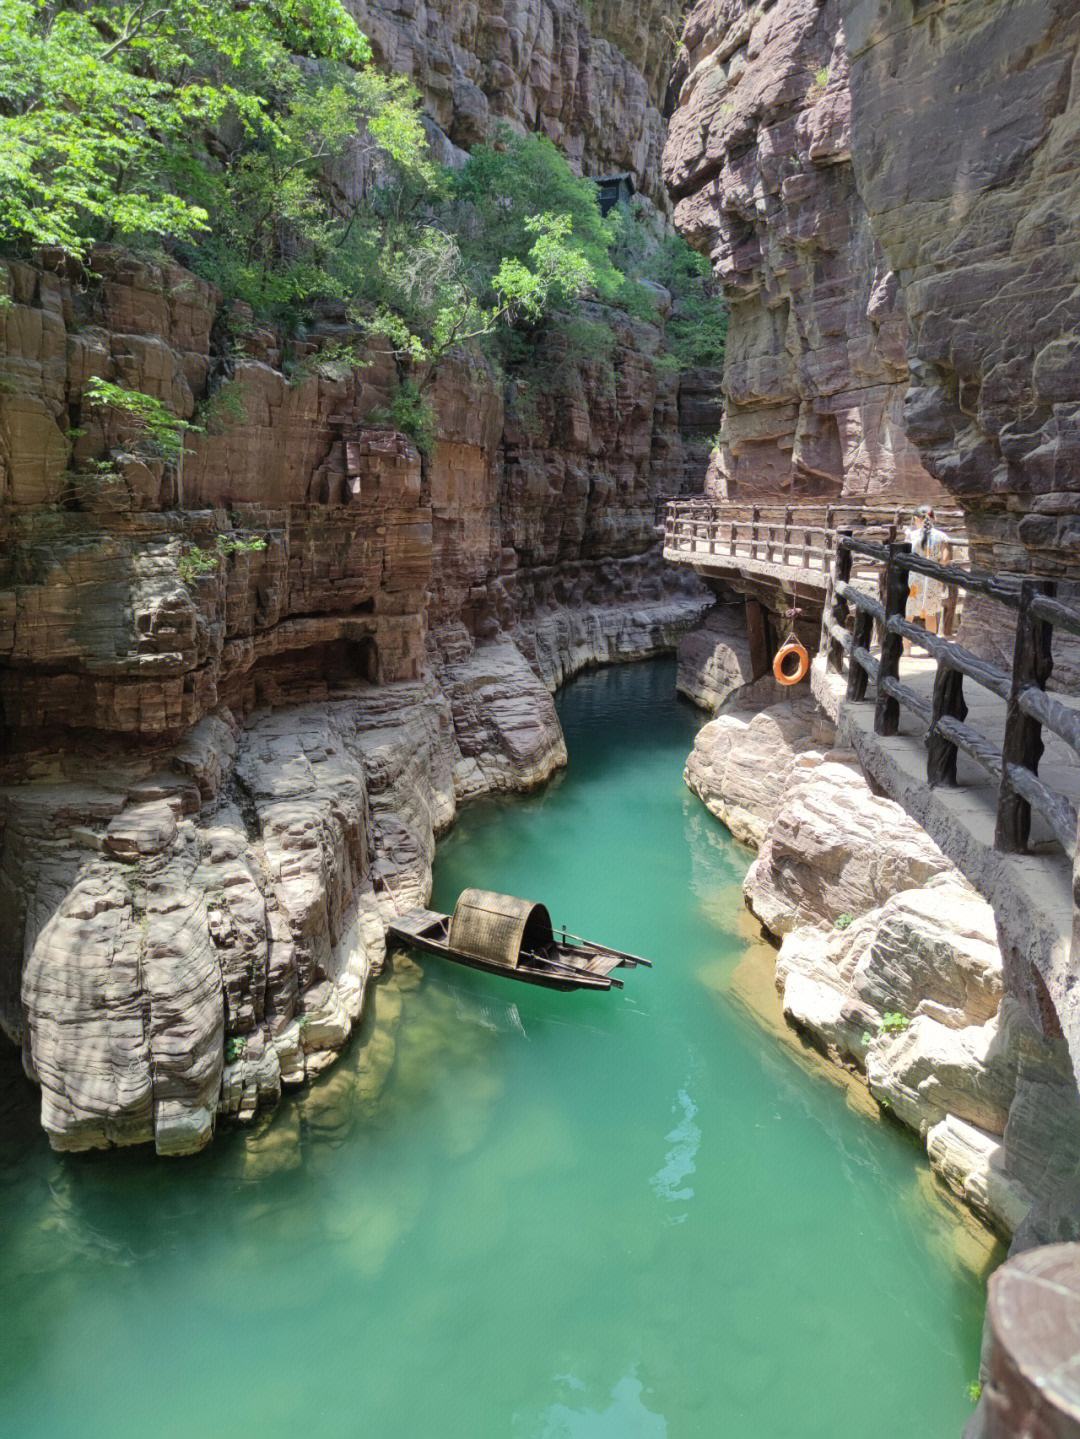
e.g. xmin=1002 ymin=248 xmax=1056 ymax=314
xmin=387 ymin=888 xmax=652 ymax=992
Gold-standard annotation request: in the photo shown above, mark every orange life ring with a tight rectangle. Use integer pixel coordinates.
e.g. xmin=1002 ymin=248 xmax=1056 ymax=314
xmin=773 ymin=639 xmax=810 ymax=687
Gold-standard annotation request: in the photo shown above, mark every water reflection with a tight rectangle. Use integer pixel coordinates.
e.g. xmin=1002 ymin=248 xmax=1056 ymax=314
xmin=650 ymin=1086 xmax=700 ymax=1216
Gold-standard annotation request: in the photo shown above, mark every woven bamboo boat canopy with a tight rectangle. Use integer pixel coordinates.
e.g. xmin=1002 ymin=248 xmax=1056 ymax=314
xmin=448 ymin=889 xmax=555 ymax=969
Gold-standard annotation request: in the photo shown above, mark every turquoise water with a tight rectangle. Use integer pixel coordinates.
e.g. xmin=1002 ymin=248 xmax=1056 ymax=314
xmin=0 ymin=658 xmax=990 ymax=1438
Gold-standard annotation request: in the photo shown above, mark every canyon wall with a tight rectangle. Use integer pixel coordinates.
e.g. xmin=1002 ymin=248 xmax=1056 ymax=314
xmin=663 ymin=0 xmax=940 ymax=501
xmin=0 ymin=6 xmax=718 ymax=1153
xmin=663 ymin=0 xmax=1080 ymax=573
xmin=349 ymin=0 xmax=685 ymax=203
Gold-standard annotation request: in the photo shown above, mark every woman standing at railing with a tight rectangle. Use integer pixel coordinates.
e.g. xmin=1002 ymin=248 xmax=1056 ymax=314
xmin=904 ymin=505 xmax=953 ymax=651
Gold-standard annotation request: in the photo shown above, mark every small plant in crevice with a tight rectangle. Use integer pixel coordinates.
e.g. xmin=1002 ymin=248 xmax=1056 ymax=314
xmin=178 ymin=533 xmax=268 ymax=584
xmin=369 ymin=378 xmax=437 ymax=455
xmin=862 ymin=1011 xmax=912 ymax=1047
xmin=194 ymin=382 xmax=247 ymax=434
xmin=810 ymin=64 xmax=830 ymax=92
xmin=834 ymin=912 xmax=854 ymax=930
xmin=225 ymin=1036 xmax=247 ymax=1065
xmin=286 ymin=339 xmax=371 ymax=386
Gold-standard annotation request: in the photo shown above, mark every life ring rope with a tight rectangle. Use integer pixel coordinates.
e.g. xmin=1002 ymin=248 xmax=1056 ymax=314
xmin=773 ymin=638 xmax=810 ymax=686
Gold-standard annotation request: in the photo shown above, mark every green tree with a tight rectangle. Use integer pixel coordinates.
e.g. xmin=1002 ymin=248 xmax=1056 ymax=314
xmin=0 ymin=0 xmax=429 ymax=318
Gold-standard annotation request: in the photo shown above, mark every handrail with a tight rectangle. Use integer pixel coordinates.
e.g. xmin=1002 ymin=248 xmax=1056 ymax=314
xmin=821 ymin=536 xmax=1080 ymax=858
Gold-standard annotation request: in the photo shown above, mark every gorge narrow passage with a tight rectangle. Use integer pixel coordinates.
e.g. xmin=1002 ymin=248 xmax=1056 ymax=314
xmin=0 ymin=659 xmax=990 ymax=1438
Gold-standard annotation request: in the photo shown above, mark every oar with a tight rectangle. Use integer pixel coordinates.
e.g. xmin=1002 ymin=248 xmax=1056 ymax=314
xmin=521 ymin=951 xmax=622 ymax=989
xmin=558 ymin=930 xmax=653 ymax=967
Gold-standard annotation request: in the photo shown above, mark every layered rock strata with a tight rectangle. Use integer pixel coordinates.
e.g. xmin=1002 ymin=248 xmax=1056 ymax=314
xmin=686 ymin=695 xmax=1076 ymax=1238
xmin=7 ymin=649 xmax=569 ymax=1152
xmin=842 ymin=0 xmax=1080 ymax=578
xmin=664 ymin=0 xmax=1080 ymax=568
xmin=0 ymin=0 xmax=716 ymax=1162
xmin=350 ymin=0 xmax=685 ymax=203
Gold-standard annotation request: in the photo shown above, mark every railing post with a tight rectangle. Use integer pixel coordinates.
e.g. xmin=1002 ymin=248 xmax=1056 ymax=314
xmin=996 ymin=579 xmax=1055 ymax=852
xmin=783 ymin=505 xmax=793 ymax=566
xmin=927 ymin=662 xmax=967 ymax=786
xmin=874 ymin=541 xmax=912 ymax=736
xmin=824 ymin=532 xmax=852 ymax=673
xmin=847 ymin=601 xmax=874 ymax=703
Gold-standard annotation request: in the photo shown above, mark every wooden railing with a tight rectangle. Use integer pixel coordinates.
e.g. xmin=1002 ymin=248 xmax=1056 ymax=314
xmin=822 ymin=535 xmax=1080 ymax=857
xmin=663 ymin=499 xmax=968 ymax=575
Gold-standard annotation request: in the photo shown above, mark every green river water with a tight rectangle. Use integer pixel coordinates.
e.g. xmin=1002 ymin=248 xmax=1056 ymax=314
xmin=0 ymin=657 xmax=992 ymax=1438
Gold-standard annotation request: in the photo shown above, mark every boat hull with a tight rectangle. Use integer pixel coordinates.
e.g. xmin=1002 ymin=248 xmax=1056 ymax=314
xmin=387 ymin=927 xmax=614 ymax=992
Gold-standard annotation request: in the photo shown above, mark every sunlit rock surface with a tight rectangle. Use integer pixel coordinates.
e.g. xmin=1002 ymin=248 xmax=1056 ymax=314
xmin=676 ymin=601 xmax=754 ymax=712
xmin=683 ymin=689 xmax=1076 ymax=1237
xmin=685 ymin=692 xmax=832 ymax=846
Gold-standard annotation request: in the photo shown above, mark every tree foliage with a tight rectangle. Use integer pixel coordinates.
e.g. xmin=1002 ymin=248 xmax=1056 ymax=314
xmin=0 ymin=0 xmax=426 ymax=301
xmin=0 ymin=4 xmax=727 ymax=456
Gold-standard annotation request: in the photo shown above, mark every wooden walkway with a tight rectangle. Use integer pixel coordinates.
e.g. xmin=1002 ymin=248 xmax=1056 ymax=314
xmin=661 ymin=499 xmax=1080 ymax=1069
xmin=813 ymin=535 xmax=1080 ymax=1076
xmin=832 ymin=652 xmax=1080 ymax=853
xmin=662 ymin=499 xmax=968 ymax=590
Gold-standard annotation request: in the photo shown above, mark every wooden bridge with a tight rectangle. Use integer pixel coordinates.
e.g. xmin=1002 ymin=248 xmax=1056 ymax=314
xmin=662 ymin=498 xmax=969 ymax=591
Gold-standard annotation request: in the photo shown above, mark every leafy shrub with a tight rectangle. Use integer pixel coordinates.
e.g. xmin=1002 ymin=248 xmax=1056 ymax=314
xmin=84 ymin=377 xmax=195 ymax=461
xmin=194 ymin=383 xmax=247 ymax=434
xmin=178 ymin=532 xmax=267 ymax=584
xmin=862 ymin=1011 xmax=911 ymax=1046
xmin=880 ymin=1012 xmax=911 ymax=1034
xmin=370 ymin=379 xmax=437 ymax=455
xmin=225 ymin=1036 xmax=247 ymax=1065
xmin=834 ymin=912 xmax=854 ymax=930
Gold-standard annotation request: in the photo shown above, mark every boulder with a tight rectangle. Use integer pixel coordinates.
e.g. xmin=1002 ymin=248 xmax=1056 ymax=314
xmin=744 ymin=759 xmax=955 ymax=934
xmin=676 ymin=602 xmax=753 ymax=712
xmin=686 ymin=694 xmax=833 ymax=848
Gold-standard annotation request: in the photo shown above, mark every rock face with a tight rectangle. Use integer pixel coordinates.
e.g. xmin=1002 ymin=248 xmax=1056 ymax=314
xmin=0 ymin=4 xmax=723 ymax=1151
xmin=350 ymin=0 xmax=684 ymax=204
xmin=675 ymin=600 xmax=754 ymax=712
xmin=685 ymin=688 xmax=832 ymax=845
xmin=842 ymin=0 xmax=1080 ymax=578
xmin=663 ymin=0 xmax=941 ymax=502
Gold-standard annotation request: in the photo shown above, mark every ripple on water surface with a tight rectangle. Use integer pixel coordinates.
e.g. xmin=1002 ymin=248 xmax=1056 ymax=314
xmin=0 ymin=658 xmax=993 ymax=1439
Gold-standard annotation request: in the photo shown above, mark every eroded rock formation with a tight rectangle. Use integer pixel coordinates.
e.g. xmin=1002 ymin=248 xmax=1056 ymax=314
xmin=350 ymin=0 xmax=685 ymax=203
xmin=664 ymin=0 xmax=1080 ymax=563
xmin=687 ymin=694 xmax=1077 ymax=1238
